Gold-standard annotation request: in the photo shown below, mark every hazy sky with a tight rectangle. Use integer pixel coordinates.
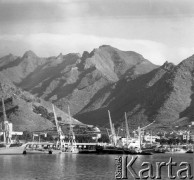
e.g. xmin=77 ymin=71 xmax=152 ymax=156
xmin=0 ymin=0 xmax=194 ymax=65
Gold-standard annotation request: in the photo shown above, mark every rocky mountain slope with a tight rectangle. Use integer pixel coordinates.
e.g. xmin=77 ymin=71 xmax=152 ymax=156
xmin=2 ymin=45 xmax=194 ymax=129
xmin=0 ymin=72 xmax=82 ymax=132
xmin=0 ymin=45 xmax=157 ymax=118
xmin=76 ymin=55 xmax=194 ymax=128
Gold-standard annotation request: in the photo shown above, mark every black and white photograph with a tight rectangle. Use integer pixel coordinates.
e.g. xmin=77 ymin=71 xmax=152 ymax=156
xmin=0 ymin=0 xmax=193 ymax=179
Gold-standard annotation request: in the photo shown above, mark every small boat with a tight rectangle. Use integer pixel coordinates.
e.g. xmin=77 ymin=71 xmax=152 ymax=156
xmin=165 ymin=148 xmax=186 ymax=154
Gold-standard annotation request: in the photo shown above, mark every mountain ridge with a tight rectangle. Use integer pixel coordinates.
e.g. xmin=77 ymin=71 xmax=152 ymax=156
xmin=1 ymin=45 xmax=193 ymax=129
xmin=0 ymin=45 xmax=157 ymax=117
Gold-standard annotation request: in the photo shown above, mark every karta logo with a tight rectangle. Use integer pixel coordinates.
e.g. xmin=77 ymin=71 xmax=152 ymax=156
xmin=115 ymin=156 xmax=193 ymax=179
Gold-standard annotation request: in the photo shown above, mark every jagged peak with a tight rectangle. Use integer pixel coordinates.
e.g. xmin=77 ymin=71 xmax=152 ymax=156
xmin=57 ymin=53 xmax=63 ymax=59
xmin=81 ymin=51 xmax=90 ymax=60
xmin=88 ymin=45 xmax=115 ymax=57
xmin=98 ymin=45 xmax=119 ymax=52
xmin=99 ymin=44 xmax=113 ymax=48
xmin=161 ymin=61 xmax=175 ymax=71
xmin=22 ymin=50 xmax=38 ymax=59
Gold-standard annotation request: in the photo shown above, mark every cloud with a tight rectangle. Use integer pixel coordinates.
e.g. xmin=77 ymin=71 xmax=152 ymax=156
xmin=1 ymin=0 xmax=194 ymax=25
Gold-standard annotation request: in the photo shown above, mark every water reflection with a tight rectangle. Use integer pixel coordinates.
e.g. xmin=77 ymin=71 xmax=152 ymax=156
xmin=0 ymin=154 xmax=192 ymax=180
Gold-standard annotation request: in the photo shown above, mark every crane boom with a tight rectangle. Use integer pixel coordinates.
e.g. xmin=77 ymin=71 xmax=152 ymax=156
xmin=52 ymin=104 xmax=59 ymax=133
xmin=108 ymin=110 xmax=114 ymax=136
xmin=135 ymin=121 xmax=155 ymax=149
xmin=140 ymin=121 xmax=155 ymax=131
xmin=108 ymin=110 xmax=117 ymax=146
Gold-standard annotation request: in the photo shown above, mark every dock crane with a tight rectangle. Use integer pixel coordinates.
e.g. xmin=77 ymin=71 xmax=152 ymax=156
xmin=108 ymin=110 xmax=117 ymax=146
xmin=67 ymin=106 xmax=76 ymax=147
xmin=52 ymin=104 xmax=65 ymax=150
xmin=66 ymin=106 xmax=79 ymax=153
xmin=135 ymin=121 xmax=155 ymax=149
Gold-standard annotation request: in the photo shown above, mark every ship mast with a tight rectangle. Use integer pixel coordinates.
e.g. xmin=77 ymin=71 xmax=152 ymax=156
xmin=124 ymin=112 xmax=130 ymax=145
xmin=68 ymin=106 xmax=76 ymax=146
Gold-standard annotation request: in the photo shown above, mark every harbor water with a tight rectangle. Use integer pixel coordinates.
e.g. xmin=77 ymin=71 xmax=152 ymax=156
xmin=0 ymin=153 xmax=193 ymax=180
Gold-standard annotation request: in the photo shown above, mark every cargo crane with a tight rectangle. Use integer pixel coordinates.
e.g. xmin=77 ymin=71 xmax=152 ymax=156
xmin=52 ymin=104 xmax=65 ymax=150
xmin=108 ymin=110 xmax=117 ymax=146
xmin=67 ymin=106 xmax=79 ymax=153
xmin=136 ymin=121 xmax=155 ymax=149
